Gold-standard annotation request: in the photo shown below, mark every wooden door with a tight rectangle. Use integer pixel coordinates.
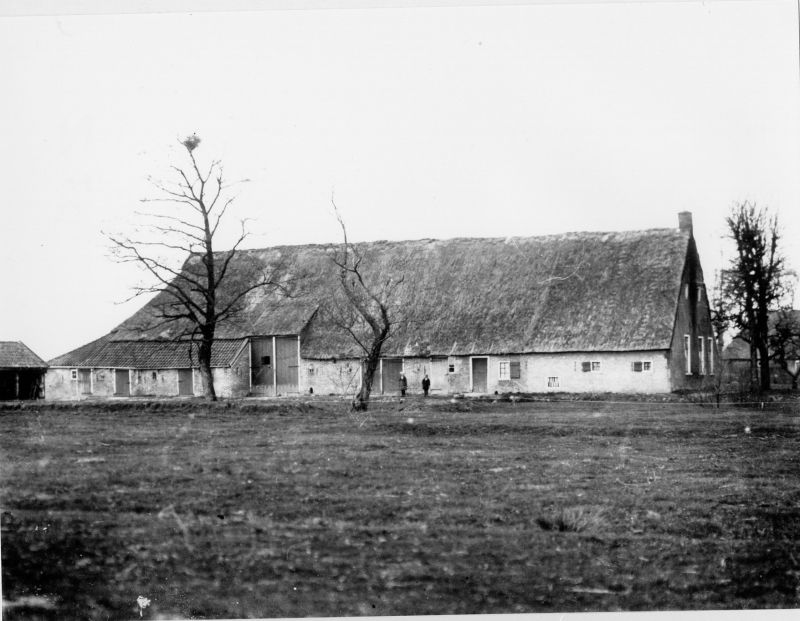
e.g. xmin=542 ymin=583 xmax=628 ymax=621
xmin=471 ymin=358 xmax=487 ymax=393
xmin=178 ymin=369 xmax=194 ymax=396
xmin=250 ymin=338 xmax=274 ymax=394
xmin=78 ymin=369 xmax=91 ymax=395
xmin=275 ymin=336 xmax=299 ymax=394
xmin=380 ymin=358 xmax=403 ymax=394
xmin=115 ymin=369 xmax=130 ymax=396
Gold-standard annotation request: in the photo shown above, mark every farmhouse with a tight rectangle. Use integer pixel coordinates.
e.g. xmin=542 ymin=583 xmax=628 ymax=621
xmin=0 ymin=342 xmax=47 ymax=400
xmin=46 ymin=211 xmax=718 ymax=399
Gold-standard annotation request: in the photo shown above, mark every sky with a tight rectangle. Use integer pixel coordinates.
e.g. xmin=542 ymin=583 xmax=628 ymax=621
xmin=1 ymin=0 xmax=799 ymax=361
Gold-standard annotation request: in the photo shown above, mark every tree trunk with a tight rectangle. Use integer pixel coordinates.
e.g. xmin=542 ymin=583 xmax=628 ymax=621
xmin=757 ymin=340 xmax=771 ymax=392
xmin=354 ymin=356 xmax=380 ymax=411
xmin=198 ymin=337 xmax=217 ymax=401
xmin=352 ymin=329 xmax=389 ymax=412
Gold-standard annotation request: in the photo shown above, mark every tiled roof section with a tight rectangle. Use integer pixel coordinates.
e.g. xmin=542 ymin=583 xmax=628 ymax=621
xmin=0 ymin=342 xmax=48 ymax=368
xmin=49 ymin=337 xmax=244 ymax=369
xmin=106 ymin=227 xmax=690 ymax=358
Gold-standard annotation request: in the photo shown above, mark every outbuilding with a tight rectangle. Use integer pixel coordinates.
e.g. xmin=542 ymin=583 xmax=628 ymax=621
xmin=0 ymin=342 xmax=47 ymax=400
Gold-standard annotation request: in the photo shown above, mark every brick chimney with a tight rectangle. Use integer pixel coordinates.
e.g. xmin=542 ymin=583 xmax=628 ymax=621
xmin=678 ymin=211 xmax=693 ymax=236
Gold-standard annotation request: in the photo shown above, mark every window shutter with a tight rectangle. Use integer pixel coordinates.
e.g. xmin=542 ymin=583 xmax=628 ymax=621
xmin=510 ymin=361 xmax=521 ymax=379
xmin=581 ymin=361 xmax=591 ymax=372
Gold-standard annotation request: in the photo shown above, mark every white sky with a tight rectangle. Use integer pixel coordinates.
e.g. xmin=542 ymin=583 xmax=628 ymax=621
xmin=1 ymin=0 xmax=799 ymax=361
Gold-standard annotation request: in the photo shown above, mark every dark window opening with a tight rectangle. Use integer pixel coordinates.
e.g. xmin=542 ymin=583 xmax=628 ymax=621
xmin=510 ymin=361 xmax=521 ymax=379
xmin=261 ymin=355 xmax=271 ymax=366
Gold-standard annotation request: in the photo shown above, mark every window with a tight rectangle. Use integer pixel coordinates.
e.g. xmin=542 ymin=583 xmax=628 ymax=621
xmin=499 ymin=361 xmax=510 ymax=380
xmin=591 ymin=361 xmax=601 ymax=372
xmin=70 ymin=369 xmax=78 ymax=380
xmin=708 ymin=337 xmax=714 ymax=375
xmin=510 ymin=361 xmax=521 ymax=379
xmin=547 ymin=376 xmax=560 ymax=388
xmin=632 ymin=361 xmax=652 ymax=373
xmin=152 ymin=371 xmax=158 ymax=381
xmin=684 ymin=335 xmax=691 ymax=375
xmin=684 ymin=283 xmax=689 ymax=299
xmin=698 ymin=337 xmax=705 ymax=375
xmin=260 ymin=355 xmax=271 ymax=366
xmin=581 ymin=361 xmax=601 ymax=372
xmin=448 ymin=363 xmax=455 ymax=373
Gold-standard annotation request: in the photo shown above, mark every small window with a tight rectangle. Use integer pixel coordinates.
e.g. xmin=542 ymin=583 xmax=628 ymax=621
xmin=499 ymin=361 xmax=510 ymax=381
xmin=261 ymin=355 xmax=271 ymax=366
xmin=152 ymin=371 xmax=157 ymax=381
xmin=632 ymin=361 xmax=643 ymax=373
xmin=643 ymin=361 xmax=651 ymax=371
xmin=308 ymin=366 xmax=315 ymax=376
xmin=581 ymin=361 xmax=591 ymax=373
xmin=510 ymin=361 xmax=521 ymax=379
xmin=547 ymin=376 xmax=560 ymax=388
xmin=632 ymin=361 xmax=652 ymax=373
xmin=448 ymin=364 xmax=455 ymax=373
xmin=591 ymin=361 xmax=601 ymax=372
xmin=70 ymin=369 xmax=78 ymax=380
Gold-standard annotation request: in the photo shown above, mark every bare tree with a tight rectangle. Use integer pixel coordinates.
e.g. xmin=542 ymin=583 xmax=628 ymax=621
xmin=108 ymin=135 xmax=282 ymax=400
xmin=328 ymin=201 xmax=409 ymax=411
xmin=769 ymin=309 xmax=800 ymax=391
xmin=718 ymin=202 xmax=788 ymax=392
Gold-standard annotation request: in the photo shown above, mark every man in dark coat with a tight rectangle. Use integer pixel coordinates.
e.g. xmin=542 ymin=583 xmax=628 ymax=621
xmin=422 ymin=374 xmax=431 ymax=397
xmin=399 ymin=373 xmax=408 ymax=397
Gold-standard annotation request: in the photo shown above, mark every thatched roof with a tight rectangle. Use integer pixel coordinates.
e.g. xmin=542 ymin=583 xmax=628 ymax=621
xmin=104 ymin=226 xmax=690 ymax=359
xmin=49 ymin=336 xmax=245 ymax=369
xmin=0 ymin=342 xmax=47 ymax=369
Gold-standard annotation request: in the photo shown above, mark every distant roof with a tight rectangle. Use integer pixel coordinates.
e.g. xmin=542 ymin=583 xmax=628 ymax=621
xmin=102 ymin=227 xmax=690 ymax=359
xmin=723 ymin=310 xmax=800 ymax=360
xmin=0 ymin=342 xmax=48 ymax=368
xmin=49 ymin=337 xmax=245 ymax=369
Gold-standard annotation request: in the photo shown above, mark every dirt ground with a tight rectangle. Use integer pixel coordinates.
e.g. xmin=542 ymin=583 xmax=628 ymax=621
xmin=2 ymin=397 xmax=800 ymax=619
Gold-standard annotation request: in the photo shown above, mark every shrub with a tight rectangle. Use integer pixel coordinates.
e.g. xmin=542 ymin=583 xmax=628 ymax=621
xmin=536 ymin=506 xmax=606 ymax=533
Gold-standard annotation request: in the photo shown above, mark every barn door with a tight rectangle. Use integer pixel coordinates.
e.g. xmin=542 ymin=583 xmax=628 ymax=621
xmin=178 ymin=369 xmax=194 ymax=396
xmin=471 ymin=358 xmax=488 ymax=393
xmin=250 ymin=338 xmax=274 ymax=394
xmin=115 ymin=369 xmax=130 ymax=396
xmin=275 ymin=336 xmax=299 ymax=394
xmin=380 ymin=358 xmax=403 ymax=394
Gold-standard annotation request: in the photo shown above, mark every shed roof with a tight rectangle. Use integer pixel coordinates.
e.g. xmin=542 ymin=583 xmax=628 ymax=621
xmin=102 ymin=226 xmax=690 ymax=359
xmin=0 ymin=342 xmax=48 ymax=369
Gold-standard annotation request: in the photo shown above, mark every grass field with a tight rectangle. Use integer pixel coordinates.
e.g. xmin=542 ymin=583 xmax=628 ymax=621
xmin=2 ymin=397 xmax=800 ymax=619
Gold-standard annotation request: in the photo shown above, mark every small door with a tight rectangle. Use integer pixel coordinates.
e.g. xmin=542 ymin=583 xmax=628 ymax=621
xmin=471 ymin=358 xmax=488 ymax=393
xmin=115 ymin=369 xmax=130 ymax=396
xmin=380 ymin=358 xmax=404 ymax=394
xmin=178 ymin=369 xmax=194 ymax=396
xmin=78 ymin=369 xmax=92 ymax=395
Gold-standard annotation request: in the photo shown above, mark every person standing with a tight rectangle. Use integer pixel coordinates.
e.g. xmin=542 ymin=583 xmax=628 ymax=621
xmin=422 ymin=374 xmax=430 ymax=397
xmin=399 ymin=373 xmax=408 ymax=397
